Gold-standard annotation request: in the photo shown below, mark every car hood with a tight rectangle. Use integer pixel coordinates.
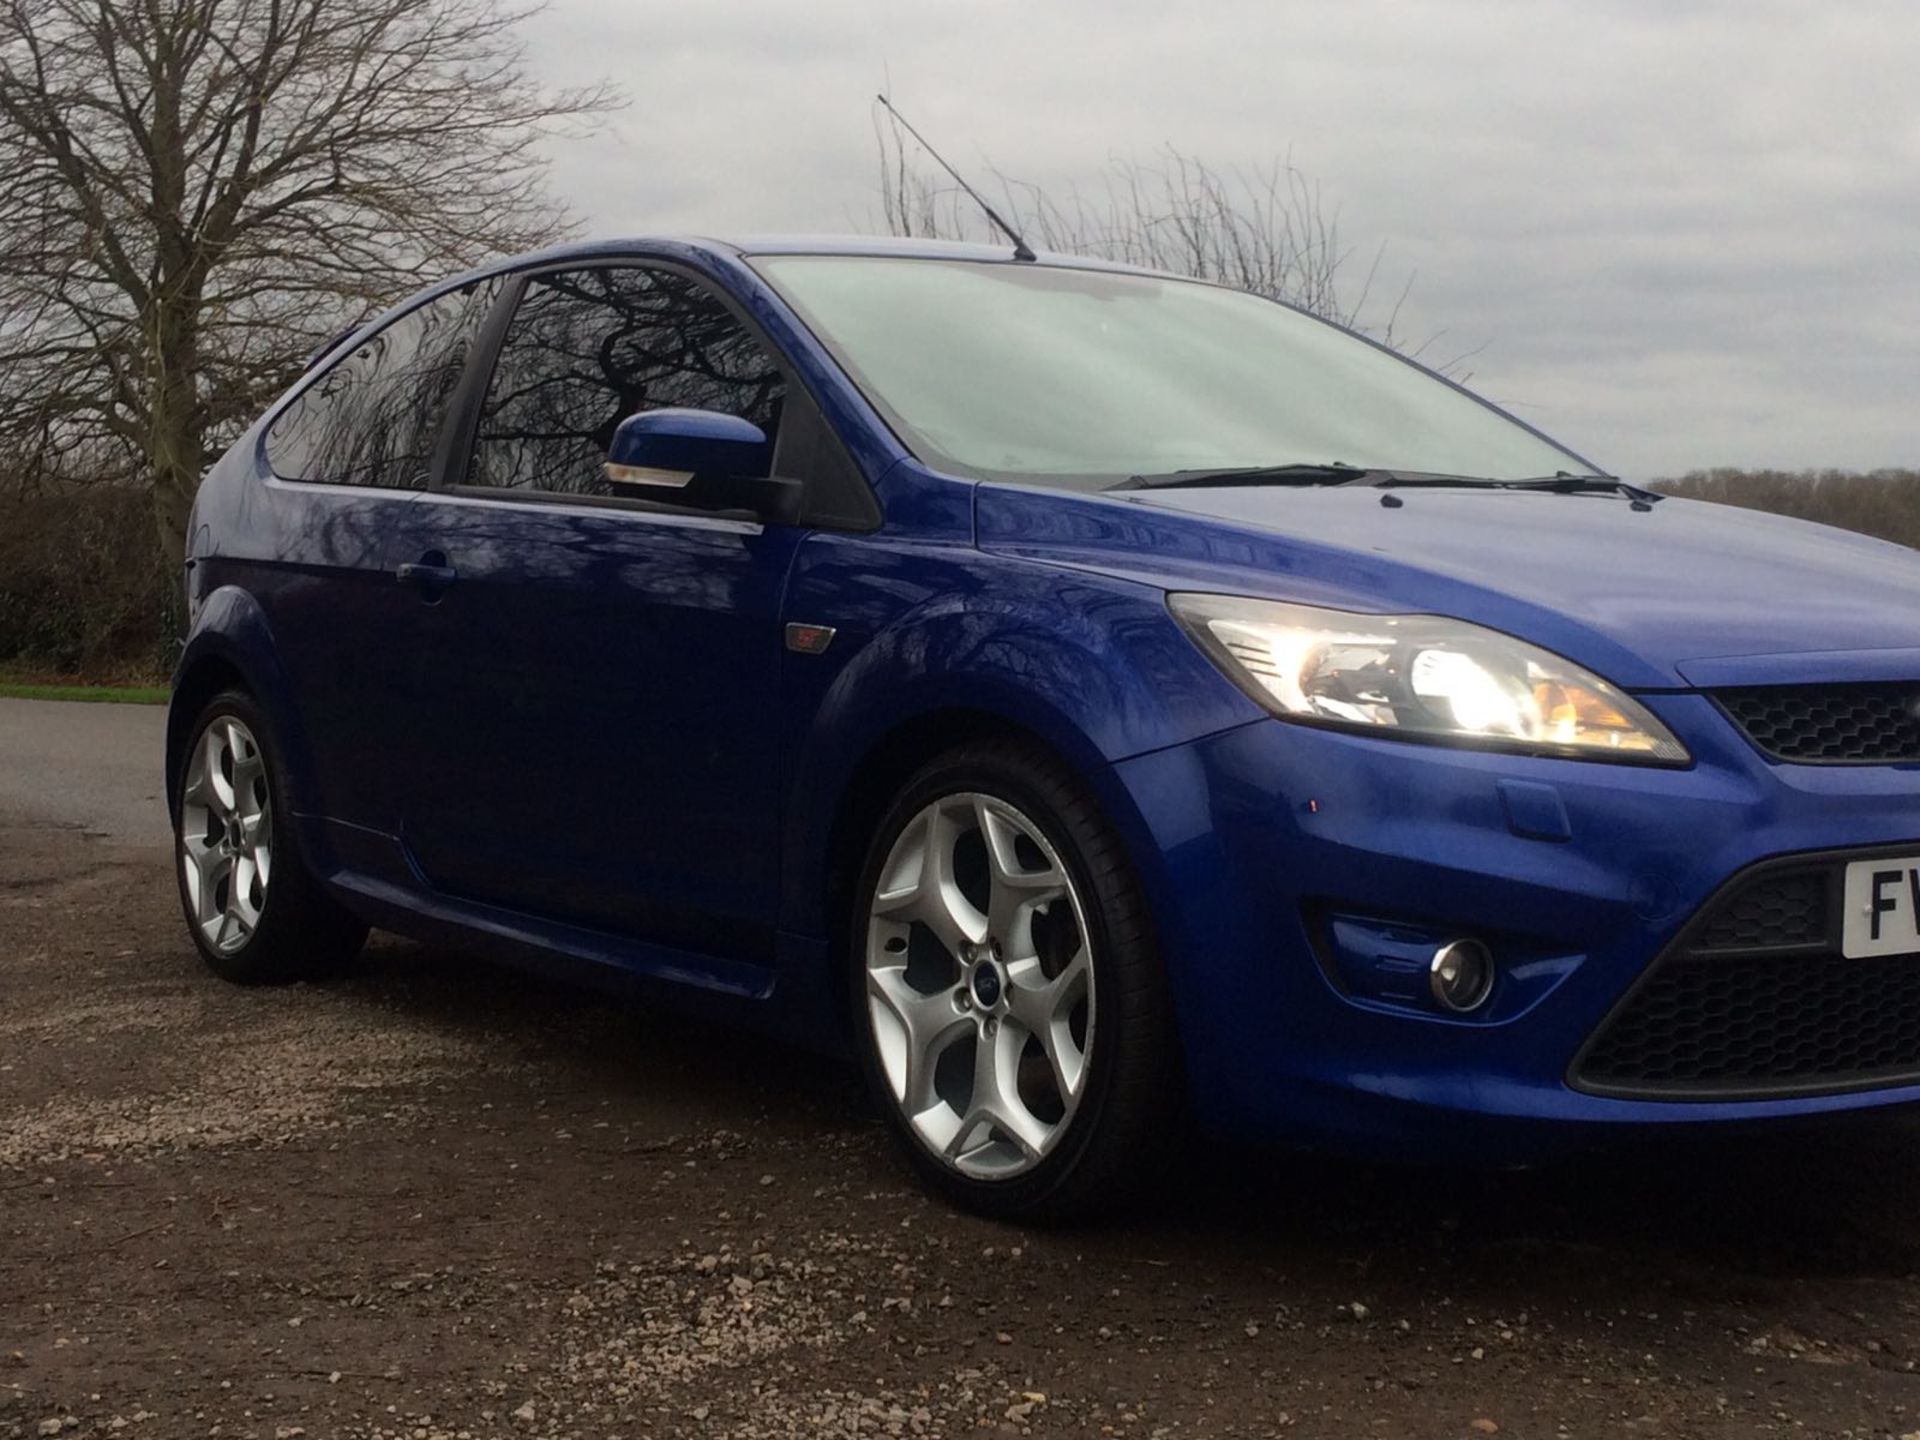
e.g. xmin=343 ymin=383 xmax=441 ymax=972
xmin=974 ymin=481 xmax=1920 ymax=690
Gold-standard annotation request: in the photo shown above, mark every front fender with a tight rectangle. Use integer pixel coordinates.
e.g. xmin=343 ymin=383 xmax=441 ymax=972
xmin=166 ymin=584 xmax=316 ymax=817
xmin=776 ymin=536 xmax=1263 ymax=938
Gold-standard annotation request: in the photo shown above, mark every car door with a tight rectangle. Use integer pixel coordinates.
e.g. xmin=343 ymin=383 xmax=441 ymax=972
xmin=249 ymin=277 xmax=502 ymax=847
xmin=392 ymin=262 xmax=810 ymax=962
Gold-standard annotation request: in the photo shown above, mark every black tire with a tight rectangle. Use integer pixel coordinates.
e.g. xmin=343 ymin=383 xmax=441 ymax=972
xmin=847 ymin=739 xmax=1180 ymax=1222
xmin=172 ymin=688 xmax=367 ymax=984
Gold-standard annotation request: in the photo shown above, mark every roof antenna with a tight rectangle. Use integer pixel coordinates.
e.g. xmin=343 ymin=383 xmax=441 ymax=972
xmin=875 ymin=94 xmax=1036 ymax=262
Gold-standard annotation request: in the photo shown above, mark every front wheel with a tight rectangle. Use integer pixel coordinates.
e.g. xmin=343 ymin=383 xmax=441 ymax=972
xmin=174 ymin=689 xmax=367 ymax=984
xmin=849 ymin=741 xmax=1179 ymax=1221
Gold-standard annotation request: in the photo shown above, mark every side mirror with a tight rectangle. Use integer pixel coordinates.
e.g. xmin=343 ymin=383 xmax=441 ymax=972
xmin=604 ymin=408 xmax=800 ymax=524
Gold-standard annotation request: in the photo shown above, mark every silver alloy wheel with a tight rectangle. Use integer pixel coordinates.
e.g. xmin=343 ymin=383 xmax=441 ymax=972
xmin=864 ymin=792 xmax=1095 ymax=1179
xmin=179 ymin=715 xmax=273 ymax=956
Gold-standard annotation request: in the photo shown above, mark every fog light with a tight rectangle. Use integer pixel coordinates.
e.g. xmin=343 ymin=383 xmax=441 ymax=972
xmin=1429 ymin=939 xmax=1495 ymax=1013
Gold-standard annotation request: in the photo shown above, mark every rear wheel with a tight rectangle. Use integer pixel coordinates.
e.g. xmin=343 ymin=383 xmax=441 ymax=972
xmin=174 ymin=690 xmax=366 ymax=983
xmin=849 ymin=741 xmax=1178 ymax=1221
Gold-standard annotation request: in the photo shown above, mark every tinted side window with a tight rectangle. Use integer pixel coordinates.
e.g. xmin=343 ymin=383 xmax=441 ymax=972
xmin=465 ymin=266 xmax=785 ymax=496
xmin=266 ymin=278 xmax=501 ymax=488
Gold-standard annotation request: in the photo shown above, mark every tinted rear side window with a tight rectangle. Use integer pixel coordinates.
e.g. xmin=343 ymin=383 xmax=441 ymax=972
xmin=266 ymin=278 xmax=501 ymax=488
xmin=465 ymin=266 xmax=785 ymax=496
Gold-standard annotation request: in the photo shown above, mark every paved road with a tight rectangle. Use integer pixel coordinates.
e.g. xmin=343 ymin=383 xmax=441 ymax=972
xmin=0 ymin=696 xmax=168 ymax=842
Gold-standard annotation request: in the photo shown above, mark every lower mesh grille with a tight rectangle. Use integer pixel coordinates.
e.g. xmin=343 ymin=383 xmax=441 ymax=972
xmin=1574 ymin=856 xmax=1920 ymax=1099
xmin=1692 ymin=869 xmax=1829 ymax=951
xmin=1577 ymin=952 xmax=1920 ymax=1094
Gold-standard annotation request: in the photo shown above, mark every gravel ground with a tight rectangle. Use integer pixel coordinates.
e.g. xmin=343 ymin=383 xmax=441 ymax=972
xmin=8 ymin=777 xmax=1920 ymax=1436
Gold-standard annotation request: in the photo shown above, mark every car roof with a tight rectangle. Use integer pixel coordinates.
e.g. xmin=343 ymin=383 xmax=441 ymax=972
xmin=470 ymin=233 xmax=1165 ymax=279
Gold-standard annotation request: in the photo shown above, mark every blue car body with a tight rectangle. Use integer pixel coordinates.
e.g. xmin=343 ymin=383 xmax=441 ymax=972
xmin=170 ymin=235 xmax=1920 ymax=1161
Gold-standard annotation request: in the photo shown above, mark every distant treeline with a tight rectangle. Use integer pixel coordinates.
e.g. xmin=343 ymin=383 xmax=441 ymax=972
xmin=1656 ymin=469 xmax=1920 ymax=549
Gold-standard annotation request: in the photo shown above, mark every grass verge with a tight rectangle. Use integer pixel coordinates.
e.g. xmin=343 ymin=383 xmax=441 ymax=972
xmin=0 ymin=677 xmax=168 ymax=705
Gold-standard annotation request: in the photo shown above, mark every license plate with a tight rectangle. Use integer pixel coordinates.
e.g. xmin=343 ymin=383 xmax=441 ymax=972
xmin=1843 ymin=858 xmax=1920 ymax=957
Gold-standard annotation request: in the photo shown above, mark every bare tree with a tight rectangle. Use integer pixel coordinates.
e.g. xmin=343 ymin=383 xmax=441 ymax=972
xmin=0 ymin=0 xmax=619 ymax=560
xmin=871 ymin=104 xmax=1459 ymax=369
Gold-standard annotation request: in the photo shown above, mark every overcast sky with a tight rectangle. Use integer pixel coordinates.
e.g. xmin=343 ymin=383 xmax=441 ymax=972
xmin=525 ymin=0 xmax=1916 ymax=479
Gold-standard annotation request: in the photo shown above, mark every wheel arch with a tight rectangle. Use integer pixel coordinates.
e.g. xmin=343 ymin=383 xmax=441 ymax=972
xmin=792 ymin=678 xmax=1174 ymax=967
xmin=795 ymin=699 xmax=1164 ymax=1057
xmin=818 ymin=706 xmax=1091 ymax=957
xmin=165 ymin=586 xmax=315 ymax=818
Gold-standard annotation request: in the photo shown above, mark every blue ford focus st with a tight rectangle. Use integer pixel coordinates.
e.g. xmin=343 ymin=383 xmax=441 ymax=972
xmin=169 ymin=236 xmax=1920 ymax=1219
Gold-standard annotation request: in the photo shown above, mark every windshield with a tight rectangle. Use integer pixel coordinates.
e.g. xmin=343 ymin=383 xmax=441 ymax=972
xmin=753 ymin=255 xmax=1596 ymax=489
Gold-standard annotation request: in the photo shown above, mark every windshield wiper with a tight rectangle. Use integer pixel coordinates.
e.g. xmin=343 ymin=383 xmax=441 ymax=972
xmin=1111 ymin=464 xmax=1663 ymax=506
xmin=1369 ymin=471 xmax=1663 ymax=503
xmin=1505 ymin=473 xmax=1663 ymax=502
xmin=1110 ymin=462 xmax=1375 ymax=491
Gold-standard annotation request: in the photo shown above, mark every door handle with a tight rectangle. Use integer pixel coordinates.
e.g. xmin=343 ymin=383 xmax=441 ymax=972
xmin=395 ymin=559 xmax=457 ymax=589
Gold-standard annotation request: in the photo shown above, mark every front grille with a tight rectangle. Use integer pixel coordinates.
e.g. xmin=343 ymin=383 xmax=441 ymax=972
xmin=1574 ymin=856 xmax=1920 ymax=1099
xmin=1716 ymin=683 xmax=1920 ymax=764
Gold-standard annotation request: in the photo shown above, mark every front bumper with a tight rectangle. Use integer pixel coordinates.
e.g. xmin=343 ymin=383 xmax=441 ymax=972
xmin=1109 ymin=692 xmax=1920 ymax=1160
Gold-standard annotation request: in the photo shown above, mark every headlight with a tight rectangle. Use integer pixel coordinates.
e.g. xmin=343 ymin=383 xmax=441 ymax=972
xmin=1170 ymin=593 xmax=1689 ymax=765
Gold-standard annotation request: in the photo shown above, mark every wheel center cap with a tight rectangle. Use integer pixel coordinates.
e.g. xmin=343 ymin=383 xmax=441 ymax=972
xmin=970 ymin=960 xmax=1004 ymax=1010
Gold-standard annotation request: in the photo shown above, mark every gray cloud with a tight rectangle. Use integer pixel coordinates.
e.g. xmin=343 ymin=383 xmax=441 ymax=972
xmin=526 ymin=0 xmax=1918 ymax=478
